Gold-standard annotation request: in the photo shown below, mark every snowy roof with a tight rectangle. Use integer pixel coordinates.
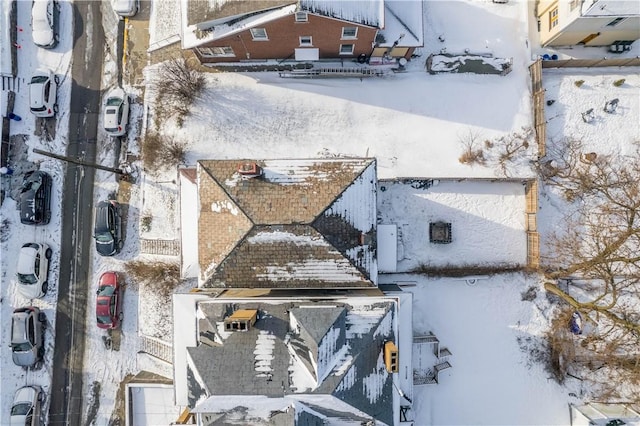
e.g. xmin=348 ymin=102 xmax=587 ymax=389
xmin=185 ymin=298 xmax=396 ymax=425
xmin=181 ymin=0 xmax=385 ymax=49
xmin=192 ymin=395 xmax=377 ymax=425
xmin=182 ymin=0 xmax=296 ymax=49
xmin=377 ymin=0 xmax=423 ymax=48
xmin=300 ymin=0 xmax=384 ymax=27
xmin=582 ymin=0 xmax=640 ymax=16
xmin=195 ymin=158 xmax=378 ymax=289
xmin=0 ymin=0 xmax=16 ymax=77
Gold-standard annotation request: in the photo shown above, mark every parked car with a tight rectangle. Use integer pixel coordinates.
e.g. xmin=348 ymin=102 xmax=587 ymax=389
xmin=112 ymin=0 xmax=138 ymax=18
xmin=103 ymin=87 xmax=130 ymax=136
xmin=16 ymin=243 xmax=51 ymax=299
xmin=10 ymin=385 xmax=44 ymax=426
xmin=94 ymin=200 xmax=123 ymax=256
xmin=19 ymin=171 xmax=52 ymax=225
xmin=10 ymin=307 xmax=46 ymax=368
xmin=32 ymin=0 xmax=58 ymax=48
xmin=29 ymin=69 xmax=58 ymax=118
xmin=96 ymin=271 xmax=123 ymax=329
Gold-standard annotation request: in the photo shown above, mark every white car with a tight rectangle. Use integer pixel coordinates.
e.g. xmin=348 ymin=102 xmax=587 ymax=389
xmin=32 ymin=0 xmax=58 ymax=48
xmin=113 ymin=0 xmax=138 ymax=18
xmin=10 ymin=386 xmax=44 ymax=426
xmin=16 ymin=243 xmax=51 ymax=299
xmin=29 ymin=69 xmax=58 ymax=118
xmin=103 ymin=87 xmax=130 ymax=136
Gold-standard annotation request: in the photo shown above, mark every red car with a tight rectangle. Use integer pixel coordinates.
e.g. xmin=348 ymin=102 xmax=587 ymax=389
xmin=96 ymin=271 xmax=123 ymax=329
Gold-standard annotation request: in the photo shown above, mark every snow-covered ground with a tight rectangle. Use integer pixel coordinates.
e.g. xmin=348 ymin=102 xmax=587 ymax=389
xmin=2 ymin=0 xmax=639 ymax=425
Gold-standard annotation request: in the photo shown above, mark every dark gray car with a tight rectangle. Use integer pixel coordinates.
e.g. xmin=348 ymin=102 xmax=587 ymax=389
xmin=19 ymin=171 xmax=52 ymax=225
xmin=93 ymin=200 xmax=123 ymax=256
xmin=10 ymin=307 xmax=46 ymax=369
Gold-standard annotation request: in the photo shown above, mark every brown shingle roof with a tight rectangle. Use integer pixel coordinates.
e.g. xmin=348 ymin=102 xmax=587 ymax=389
xmin=187 ymin=0 xmax=295 ymax=27
xmin=197 ymin=158 xmax=377 ymax=289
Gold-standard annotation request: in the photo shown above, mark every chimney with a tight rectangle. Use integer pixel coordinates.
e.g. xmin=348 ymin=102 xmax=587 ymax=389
xmin=238 ymin=162 xmax=263 ymax=178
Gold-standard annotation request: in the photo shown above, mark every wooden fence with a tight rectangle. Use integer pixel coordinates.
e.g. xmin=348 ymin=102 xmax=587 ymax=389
xmin=525 ymin=180 xmax=540 ymax=269
xmin=529 ymin=59 xmax=546 ymax=158
xmin=540 ymin=57 xmax=640 ymax=69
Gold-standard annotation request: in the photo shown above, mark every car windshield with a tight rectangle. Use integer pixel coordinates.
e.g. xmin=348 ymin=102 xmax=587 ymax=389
xmin=17 ymin=273 xmax=37 ymax=284
xmin=97 ymin=315 xmax=112 ymax=324
xmin=106 ymin=97 xmax=122 ymax=107
xmin=22 ymin=178 xmax=41 ymax=192
xmin=13 ymin=342 xmax=33 ymax=352
xmin=98 ymin=286 xmax=115 ymax=297
xmin=31 ymin=75 xmax=48 ymax=84
xmin=95 ymin=232 xmax=113 ymax=243
xmin=11 ymin=402 xmax=31 ymax=416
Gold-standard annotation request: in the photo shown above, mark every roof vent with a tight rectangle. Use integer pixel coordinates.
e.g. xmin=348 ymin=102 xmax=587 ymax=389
xmin=429 ymin=221 xmax=452 ymax=244
xmin=238 ymin=162 xmax=263 ymax=178
xmin=224 ymin=309 xmax=258 ymax=332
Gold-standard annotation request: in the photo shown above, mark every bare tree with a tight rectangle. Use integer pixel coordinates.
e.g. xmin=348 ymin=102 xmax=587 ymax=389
xmin=539 ymin=140 xmax=640 ymax=401
xmin=154 ymin=55 xmax=207 ymax=128
xmin=458 ymin=129 xmax=485 ymax=165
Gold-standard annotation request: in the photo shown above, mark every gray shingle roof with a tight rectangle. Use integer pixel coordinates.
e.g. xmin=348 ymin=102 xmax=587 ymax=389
xmin=187 ymin=299 xmax=395 ymax=425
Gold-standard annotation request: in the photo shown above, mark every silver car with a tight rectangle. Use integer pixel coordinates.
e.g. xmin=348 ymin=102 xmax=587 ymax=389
xmin=10 ymin=386 xmax=44 ymax=426
xmin=10 ymin=307 xmax=46 ymax=368
xmin=16 ymin=243 xmax=51 ymax=299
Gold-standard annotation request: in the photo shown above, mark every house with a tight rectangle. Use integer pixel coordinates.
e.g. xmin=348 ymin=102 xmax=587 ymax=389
xmin=570 ymin=403 xmax=640 ymax=425
xmin=172 ymin=291 xmax=413 ymax=425
xmin=180 ymin=0 xmax=423 ymax=64
xmin=536 ymin=0 xmax=640 ymax=50
xmin=179 ymin=158 xmax=379 ymax=289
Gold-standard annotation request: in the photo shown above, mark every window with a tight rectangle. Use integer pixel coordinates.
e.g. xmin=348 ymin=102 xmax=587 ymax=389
xmin=339 ymin=44 xmax=354 ymax=55
xmin=197 ymin=46 xmax=235 ymax=57
xmin=549 ymin=7 xmax=559 ymax=30
xmin=606 ymin=17 xmax=626 ymax=26
xmin=299 ymin=36 xmax=312 ymax=46
xmin=250 ymin=28 xmax=268 ymax=40
xmin=295 ymin=11 xmax=308 ymax=22
xmin=342 ymin=27 xmax=357 ymax=39
xmin=570 ymin=0 xmax=580 ymax=11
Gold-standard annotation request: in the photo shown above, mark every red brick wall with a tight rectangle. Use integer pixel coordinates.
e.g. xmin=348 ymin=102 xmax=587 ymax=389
xmin=194 ymin=13 xmax=378 ymax=63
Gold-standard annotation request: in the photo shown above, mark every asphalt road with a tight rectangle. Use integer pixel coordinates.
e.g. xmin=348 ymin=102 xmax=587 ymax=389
xmin=48 ymin=2 xmax=105 ymax=424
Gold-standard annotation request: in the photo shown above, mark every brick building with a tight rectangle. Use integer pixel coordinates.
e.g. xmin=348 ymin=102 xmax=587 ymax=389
xmin=181 ymin=0 xmax=423 ymax=65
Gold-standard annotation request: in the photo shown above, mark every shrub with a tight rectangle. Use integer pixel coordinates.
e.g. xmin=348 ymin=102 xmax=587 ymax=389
xmin=154 ymin=56 xmax=206 ymax=128
xmin=142 ymin=133 xmax=188 ymax=172
xmin=613 ymin=78 xmax=625 ymax=87
xmin=140 ymin=214 xmax=152 ymax=233
xmin=458 ymin=129 xmax=485 ymax=165
xmin=574 ymin=80 xmax=585 ymax=87
xmin=124 ymin=260 xmax=180 ymax=298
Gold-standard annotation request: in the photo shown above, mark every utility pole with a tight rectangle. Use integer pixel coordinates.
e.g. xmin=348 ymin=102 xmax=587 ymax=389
xmin=32 ymin=148 xmax=129 ymax=177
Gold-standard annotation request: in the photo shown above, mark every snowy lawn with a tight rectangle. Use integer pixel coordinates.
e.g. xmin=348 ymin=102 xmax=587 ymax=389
xmin=377 ymin=179 xmax=528 ymax=271
xmin=407 ymin=273 xmax=573 ymax=425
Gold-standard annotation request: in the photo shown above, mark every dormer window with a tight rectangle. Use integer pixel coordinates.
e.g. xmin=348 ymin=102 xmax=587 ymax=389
xmin=224 ymin=309 xmax=258 ymax=332
xmin=295 ymin=11 xmax=308 ymax=22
